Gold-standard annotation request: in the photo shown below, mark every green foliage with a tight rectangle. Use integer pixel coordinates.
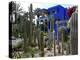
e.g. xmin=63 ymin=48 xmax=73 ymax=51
xmin=12 ymin=24 xmax=18 ymax=37
xmin=23 ymin=46 xmax=39 ymax=57
xmin=63 ymin=32 xmax=69 ymax=42
xmin=14 ymin=41 xmax=23 ymax=49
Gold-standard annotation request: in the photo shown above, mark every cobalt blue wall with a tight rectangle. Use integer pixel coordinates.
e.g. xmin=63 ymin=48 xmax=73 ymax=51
xmin=48 ymin=5 xmax=69 ymax=32
xmin=48 ymin=5 xmax=69 ymax=40
xmin=48 ymin=5 xmax=69 ymax=20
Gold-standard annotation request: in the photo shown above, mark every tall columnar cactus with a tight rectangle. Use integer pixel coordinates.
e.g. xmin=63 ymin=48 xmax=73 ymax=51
xmin=56 ymin=21 xmax=59 ymax=54
xmin=34 ymin=8 xmax=42 ymax=50
xmin=49 ymin=17 xmax=53 ymax=50
xmin=40 ymin=31 xmax=44 ymax=57
xmin=49 ymin=15 xmax=55 ymax=55
xmin=70 ymin=10 xmax=78 ymax=55
xmin=23 ymin=13 xmax=29 ymax=54
xmin=23 ymin=21 xmax=27 ymax=53
xmin=33 ymin=26 xmax=36 ymax=46
xmin=29 ymin=4 xmax=33 ymax=46
xmin=61 ymin=29 xmax=65 ymax=55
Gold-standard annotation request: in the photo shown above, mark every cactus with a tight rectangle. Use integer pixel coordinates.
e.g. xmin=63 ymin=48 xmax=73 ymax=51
xmin=40 ymin=31 xmax=44 ymax=57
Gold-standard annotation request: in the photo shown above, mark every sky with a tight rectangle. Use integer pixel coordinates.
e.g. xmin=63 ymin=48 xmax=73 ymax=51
xmin=15 ymin=1 xmax=75 ymax=24
xmin=16 ymin=1 xmax=74 ymax=12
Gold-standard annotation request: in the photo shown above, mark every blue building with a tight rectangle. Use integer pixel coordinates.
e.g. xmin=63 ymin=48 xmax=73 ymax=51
xmin=48 ymin=5 xmax=69 ymax=40
xmin=37 ymin=5 xmax=70 ymax=39
xmin=48 ymin=5 xmax=69 ymax=20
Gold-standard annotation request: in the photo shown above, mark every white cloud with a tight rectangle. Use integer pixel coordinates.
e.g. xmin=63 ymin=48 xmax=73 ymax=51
xmin=18 ymin=1 xmax=75 ymax=12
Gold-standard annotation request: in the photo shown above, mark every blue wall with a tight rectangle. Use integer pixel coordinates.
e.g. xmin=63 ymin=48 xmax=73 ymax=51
xmin=48 ymin=5 xmax=69 ymax=32
xmin=48 ymin=5 xmax=69 ymax=20
xmin=48 ymin=5 xmax=69 ymax=40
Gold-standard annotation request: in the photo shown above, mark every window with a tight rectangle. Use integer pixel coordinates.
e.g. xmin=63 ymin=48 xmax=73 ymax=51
xmin=52 ymin=10 xmax=57 ymax=14
xmin=41 ymin=20 xmax=43 ymax=22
